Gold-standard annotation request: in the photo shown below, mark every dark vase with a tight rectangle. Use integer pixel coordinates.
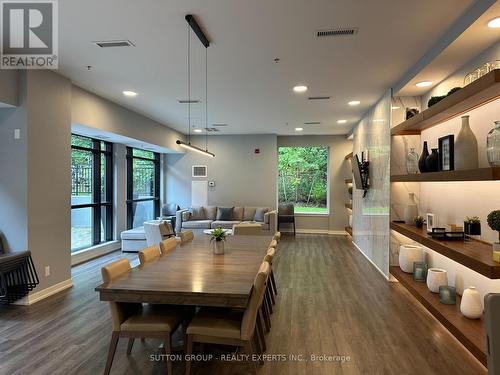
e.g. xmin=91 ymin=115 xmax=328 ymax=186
xmin=425 ymin=148 xmax=439 ymax=172
xmin=464 ymin=222 xmax=481 ymax=236
xmin=418 ymin=141 xmax=429 ymax=173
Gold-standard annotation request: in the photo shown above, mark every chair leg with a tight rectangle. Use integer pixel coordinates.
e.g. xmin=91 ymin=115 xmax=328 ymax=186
xmin=104 ymin=331 xmax=120 ymax=375
xmin=252 ymin=333 xmax=264 ymax=365
xmin=185 ymin=334 xmax=194 ymax=375
xmin=265 ymin=288 xmax=273 ymax=314
xmin=164 ymin=335 xmax=173 ymax=375
xmin=126 ymin=338 xmax=134 ymax=355
xmin=293 ymin=219 xmax=296 ymax=236
xmin=244 ymin=341 xmax=258 ymax=375
xmin=256 ymin=314 xmax=266 ymax=352
xmin=270 ymin=269 xmax=278 ymax=296
xmin=262 ymin=301 xmax=271 ymax=332
xmin=267 ymin=282 xmax=275 ymax=305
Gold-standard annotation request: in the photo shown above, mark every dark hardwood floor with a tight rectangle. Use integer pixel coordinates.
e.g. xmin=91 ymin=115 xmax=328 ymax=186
xmin=0 ymin=235 xmax=486 ymax=375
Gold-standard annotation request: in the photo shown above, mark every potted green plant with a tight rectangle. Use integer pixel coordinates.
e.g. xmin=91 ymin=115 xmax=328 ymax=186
xmin=487 ymin=211 xmax=500 ymax=259
xmin=464 ymin=216 xmax=481 ymax=236
xmin=210 ymin=227 xmax=227 ymax=255
xmin=413 ymin=216 xmax=424 ymax=229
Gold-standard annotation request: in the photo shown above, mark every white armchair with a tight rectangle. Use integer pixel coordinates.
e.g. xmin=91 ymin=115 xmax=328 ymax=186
xmin=143 ymin=220 xmax=175 ymax=246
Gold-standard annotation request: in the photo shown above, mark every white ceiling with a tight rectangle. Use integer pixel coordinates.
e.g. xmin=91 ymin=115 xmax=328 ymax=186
xmin=59 ymin=0 xmax=473 ymax=136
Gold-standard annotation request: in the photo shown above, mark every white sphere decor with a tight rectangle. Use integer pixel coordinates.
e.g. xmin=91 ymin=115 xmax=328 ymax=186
xmin=460 ymin=287 xmax=483 ymax=319
xmin=426 ymin=268 xmax=448 ymax=293
xmin=399 ymin=245 xmax=423 ymax=273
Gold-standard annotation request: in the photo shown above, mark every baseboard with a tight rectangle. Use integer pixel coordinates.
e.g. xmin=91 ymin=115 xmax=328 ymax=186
xmin=281 ymin=229 xmax=348 ymax=235
xmin=71 ymin=240 xmax=121 ymax=266
xmin=352 ymin=241 xmax=389 ymax=280
xmin=13 ymin=278 xmax=73 ymax=305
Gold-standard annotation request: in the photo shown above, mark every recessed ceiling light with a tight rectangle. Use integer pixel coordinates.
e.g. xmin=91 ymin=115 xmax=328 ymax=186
xmin=348 ymin=100 xmax=360 ymax=106
xmin=391 ymin=106 xmax=400 ymax=110
xmin=337 ymin=120 xmax=347 ymax=124
xmin=373 ymin=119 xmax=385 ymax=123
xmin=415 ymin=81 xmax=433 ymax=88
xmin=193 ymin=129 xmax=203 ymax=133
xmin=123 ymin=90 xmax=138 ymax=97
xmin=487 ymin=17 xmax=500 ymax=28
xmin=293 ymin=85 xmax=308 ymax=93
xmin=295 ymin=127 xmax=303 ymax=132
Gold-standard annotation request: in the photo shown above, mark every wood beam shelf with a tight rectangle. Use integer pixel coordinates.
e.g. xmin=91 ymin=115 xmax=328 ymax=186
xmin=390 ymin=266 xmax=486 ymax=365
xmin=391 ymin=222 xmax=500 ymax=279
xmin=345 ymin=152 xmax=353 ymax=160
xmin=345 ymin=227 xmax=352 ymax=236
xmin=391 ymin=167 xmax=500 ymax=182
xmin=345 ymin=203 xmax=352 ymax=210
xmin=391 ymin=69 xmax=500 ymax=136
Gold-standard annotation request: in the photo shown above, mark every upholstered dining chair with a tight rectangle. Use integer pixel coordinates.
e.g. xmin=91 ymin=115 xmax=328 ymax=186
xmin=159 ymin=237 xmax=177 ymax=254
xmin=185 ymin=262 xmax=270 ymax=375
xmin=138 ymin=245 xmax=161 ymax=265
xmin=232 ymin=223 xmax=262 ymax=235
xmin=101 ymin=258 xmax=184 ymax=375
xmin=179 ymin=230 xmax=194 ymax=244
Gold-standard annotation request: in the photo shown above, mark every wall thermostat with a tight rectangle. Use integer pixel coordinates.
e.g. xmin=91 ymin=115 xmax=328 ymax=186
xmin=208 ymin=181 xmax=216 ymax=187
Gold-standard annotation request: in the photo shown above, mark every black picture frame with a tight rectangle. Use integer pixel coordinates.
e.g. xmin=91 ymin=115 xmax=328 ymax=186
xmin=438 ymin=135 xmax=454 ymax=171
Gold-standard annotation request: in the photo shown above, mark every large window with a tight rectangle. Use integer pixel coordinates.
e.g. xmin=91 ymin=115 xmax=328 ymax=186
xmin=71 ymin=134 xmax=113 ymax=252
xmin=126 ymin=147 xmax=160 ymax=229
xmin=278 ymin=146 xmax=329 ymax=214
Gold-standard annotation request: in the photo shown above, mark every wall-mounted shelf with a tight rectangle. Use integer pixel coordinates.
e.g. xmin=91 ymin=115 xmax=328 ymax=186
xmin=391 ymin=69 xmax=500 ymax=136
xmin=345 ymin=203 xmax=352 ymax=210
xmin=391 ymin=222 xmax=500 ymax=279
xmin=345 ymin=178 xmax=352 ymax=184
xmin=391 ymin=167 xmax=500 ymax=182
xmin=345 ymin=227 xmax=352 ymax=236
xmin=390 ymin=266 xmax=486 ymax=365
xmin=345 ymin=152 xmax=353 ymax=160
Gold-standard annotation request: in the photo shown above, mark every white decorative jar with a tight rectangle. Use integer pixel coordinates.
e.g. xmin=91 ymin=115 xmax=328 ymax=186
xmin=426 ymin=268 xmax=448 ymax=293
xmin=454 ymin=115 xmax=479 ymax=170
xmin=403 ymin=193 xmax=418 ymax=225
xmin=399 ymin=245 xmax=423 ymax=273
xmin=460 ymin=287 xmax=483 ymax=319
xmin=213 ymin=240 xmax=225 ymax=255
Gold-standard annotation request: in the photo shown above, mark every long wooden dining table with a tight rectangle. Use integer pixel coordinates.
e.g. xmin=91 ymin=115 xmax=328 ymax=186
xmin=95 ymin=234 xmax=274 ymax=309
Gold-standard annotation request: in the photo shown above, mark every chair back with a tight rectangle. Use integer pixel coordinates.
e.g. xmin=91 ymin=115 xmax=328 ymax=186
xmin=232 ymin=223 xmax=262 ymax=236
xmin=273 ymin=231 xmax=281 ymax=242
xmin=278 ymin=203 xmax=294 ymax=216
xmin=162 ymin=203 xmax=180 ymax=217
xmin=138 ymin=245 xmax=161 ymax=265
xmin=180 ymin=230 xmax=194 ymax=244
xmin=264 ymin=247 xmax=276 ymax=264
xmin=269 ymin=239 xmax=278 ymax=249
xmin=241 ymin=262 xmax=269 ymax=340
xmin=101 ymin=259 xmax=141 ymax=330
xmin=144 ymin=221 xmax=174 ymax=246
xmin=160 ymin=237 xmax=177 ymax=254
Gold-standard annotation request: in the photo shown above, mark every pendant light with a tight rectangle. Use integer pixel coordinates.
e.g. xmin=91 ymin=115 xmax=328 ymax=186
xmin=176 ymin=15 xmax=215 ymax=158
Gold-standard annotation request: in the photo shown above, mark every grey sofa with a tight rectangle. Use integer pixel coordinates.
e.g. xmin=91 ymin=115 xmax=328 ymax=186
xmin=176 ymin=206 xmax=277 ymax=233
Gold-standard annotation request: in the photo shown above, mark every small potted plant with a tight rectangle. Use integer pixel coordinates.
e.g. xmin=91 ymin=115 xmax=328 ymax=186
xmin=413 ymin=216 xmax=424 ymax=228
xmin=464 ymin=216 xmax=481 ymax=236
xmin=487 ymin=211 xmax=500 ymax=262
xmin=210 ymin=226 xmax=227 ymax=255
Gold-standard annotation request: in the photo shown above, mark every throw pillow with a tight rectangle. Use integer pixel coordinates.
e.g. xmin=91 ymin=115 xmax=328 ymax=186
xmin=191 ymin=206 xmax=206 ymax=220
xmin=243 ymin=207 xmax=257 ymax=221
xmin=217 ymin=207 xmax=234 ymax=221
xmin=254 ymin=207 xmax=269 ymax=222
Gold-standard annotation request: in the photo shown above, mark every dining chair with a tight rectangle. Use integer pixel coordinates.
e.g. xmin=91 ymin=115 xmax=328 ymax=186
xmin=273 ymin=231 xmax=281 ymax=242
xmin=278 ymin=203 xmax=295 ymax=235
xmin=269 ymin=239 xmax=278 ymax=249
xmin=232 ymin=223 xmax=262 ymax=235
xmin=138 ymin=245 xmax=161 ymax=265
xmin=185 ymin=262 xmax=270 ymax=375
xmin=179 ymin=230 xmax=194 ymax=244
xmin=264 ymin=247 xmax=278 ymax=303
xmin=159 ymin=237 xmax=177 ymax=254
xmin=101 ymin=258 xmax=184 ymax=375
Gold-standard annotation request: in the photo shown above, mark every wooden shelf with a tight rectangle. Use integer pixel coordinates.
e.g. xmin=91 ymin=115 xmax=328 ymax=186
xmin=391 ymin=222 xmax=500 ymax=279
xmin=345 ymin=178 xmax=352 ymax=184
xmin=345 ymin=227 xmax=352 ymax=236
xmin=345 ymin=203 xmax=352 ymax=210
xmin=391 ymin=69 xmax=500 ymax=136
xmin=390 ymin=266 xmax=486 ymax=365
xmin=345 ymin=152 xmax=353 ymax=160
xmin=391 ymin=167 xmax=500 ymax=182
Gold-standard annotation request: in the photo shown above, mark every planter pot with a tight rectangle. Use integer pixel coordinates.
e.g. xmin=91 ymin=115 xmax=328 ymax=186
xmin=213 ymin=240 xmax=225 ymax=255
xmin=460 ymin=287 xmax=483 ymax=319
xmin=464 ymin=222 xmax=481 ymax=236
xmin=399 ymin=245 xmax=423 ymax=273
xmin=415 ymin=222 xmax=424 ymax=228
xmin=426 ymin=268 xmax=448 ymax=293
xmin=403 ymin=193 xmax=418 ymax=225
xmin=455 ymin=115 xmax=479 ymax=170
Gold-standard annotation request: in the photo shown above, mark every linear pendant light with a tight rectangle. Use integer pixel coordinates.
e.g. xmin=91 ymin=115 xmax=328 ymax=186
xmin=176 ymin=14 xmax=215 ymax=158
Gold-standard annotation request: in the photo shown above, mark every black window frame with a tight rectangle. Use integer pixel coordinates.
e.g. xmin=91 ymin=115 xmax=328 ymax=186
xmin=71 ymin=134 xmax=114 ymax=251
xmin=126 ymin=147 xmax=160 ymax=229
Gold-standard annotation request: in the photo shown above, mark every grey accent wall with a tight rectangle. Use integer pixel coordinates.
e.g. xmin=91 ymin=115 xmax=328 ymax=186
xmin=166 ymin=135 xmax=277 ymax=209
xmin=0 ymin=70 xmax=19 ymax=107
xmin=277 ymin=135 xmax=352 ymax=232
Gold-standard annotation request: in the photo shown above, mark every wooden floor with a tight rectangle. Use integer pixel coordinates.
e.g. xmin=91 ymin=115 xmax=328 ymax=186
xmin=0 ymin=234 xmax=486 ymax=375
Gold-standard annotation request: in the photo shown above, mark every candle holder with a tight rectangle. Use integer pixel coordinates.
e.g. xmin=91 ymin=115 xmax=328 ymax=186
xmin=439 ymin=286 xmax=456 ymax=305
xmin=413 ymin=262 xmax=428 ymax=282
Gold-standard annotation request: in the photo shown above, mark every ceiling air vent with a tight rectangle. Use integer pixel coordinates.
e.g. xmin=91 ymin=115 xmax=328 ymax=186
xmin=178 ymin=99 xmax=200 ymax=104
xmin=205 ymin=127 xmax=220 ymax=132
xmin=308 ymin=96 xmax=331 ymax=100
xmin=93 ymin=40 xmax=135 ymax=48
xmin=304 ymin=122 xmax=321 ymax=125
xmin=192 ymin=165 xmax=207 ymax=178
xmin=212 ymin=123 xmax=228 ymax=127
xmin=316 ymin=27 xmax=358 ymax=38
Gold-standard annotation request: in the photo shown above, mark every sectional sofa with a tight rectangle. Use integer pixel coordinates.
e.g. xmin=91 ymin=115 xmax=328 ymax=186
xmin=175 ymin=206 xmax=277 ymax=233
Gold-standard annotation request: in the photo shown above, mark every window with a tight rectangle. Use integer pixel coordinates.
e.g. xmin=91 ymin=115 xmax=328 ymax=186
xmin=71 ymin=134 xmax=113 ymax=252
xmin=278 ymin=146 xmax=329 ymax=214
xmin=126 ymin=147 xmax=160 ymax=229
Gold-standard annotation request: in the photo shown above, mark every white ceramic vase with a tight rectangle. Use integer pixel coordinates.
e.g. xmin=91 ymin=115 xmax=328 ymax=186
xmin=213 ymin=240 xmax=225 ymax=255
xmin=454 ymin=116 xmax=479 ymax=170
xmin=460 ymin=287 xmax=483 ymax=319
xmin=403 ymin=193 xmax=418 ymax=225
xmin=426 ymin=268 xmax=448 ymax=293
xmin=399 ymin=245 xmax=423 ymax=273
